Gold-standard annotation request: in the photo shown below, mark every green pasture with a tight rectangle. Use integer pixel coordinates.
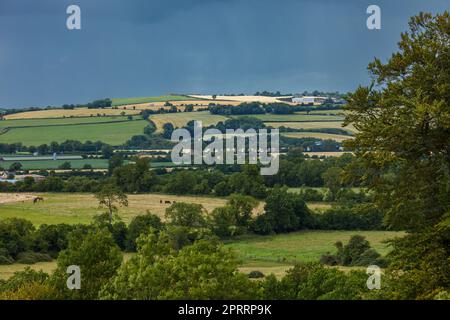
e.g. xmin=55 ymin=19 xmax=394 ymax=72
xmin=0 ymin=159 xmax=110 ymax=170
xmin=225 ymin=230 xmax=404 ymax=265
xmin=0 ymin=120 xmax=148 ymax=146
xmin=0 ymin=116 xmax=136 ymax=129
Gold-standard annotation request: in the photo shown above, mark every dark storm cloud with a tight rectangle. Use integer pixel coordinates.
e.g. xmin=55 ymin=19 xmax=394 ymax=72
xmin=0 ymin=0 xmax=448 ymax=108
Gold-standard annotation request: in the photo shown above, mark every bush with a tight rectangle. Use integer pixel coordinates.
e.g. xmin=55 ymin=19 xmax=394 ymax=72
xmin=319 ymin=252 xmax=338 ymax=266
xmin=0 ymin=255 xmax=14 ymax=265
xmin=314 ymin=204 xmax=384 ymax=230
xmin=262 ymin=262 xmax=367 ymax=299
xmin=16 ymin=252 xmax=53 ymax=264
xmin=0 ymin=218 xmax=35 ymax=258
xmin=0 ymin=268 xmax=49 ymax=293
xmin=252 ymin=187 xmax=311 ymax=234
xmin=58 ymin=162 xmax=71 ymax=170
xmin=248 ymin=271 xmax=265 ymax=279
xmin=32 ymin=223 xmax=76 ymax=255
xmin=299 ymin=188 xmax=324 ymax=202
xmin=320 ymin=235 xmax=385 ymax=267
xmin=353 ymin=248 xmax=387 ymax=268
xmin=250 ymin=214 xmax=274 ymax=235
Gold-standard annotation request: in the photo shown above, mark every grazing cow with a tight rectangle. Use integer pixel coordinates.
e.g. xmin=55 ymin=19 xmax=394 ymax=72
xmin=165 ymin=200 xmax=171 ymax=204
xmin=160 ymin=200 xmax=163 ymax=204
xmin=33 ymin=197 xmax=44 ymax=204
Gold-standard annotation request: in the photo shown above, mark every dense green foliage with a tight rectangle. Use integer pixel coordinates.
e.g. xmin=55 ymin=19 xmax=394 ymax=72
xmin=262 ymin=263 xmax=367 ymax=300
xmin=320 ymin=235 xmax=386 ymax=267
xmin=101 ymin=235 xmax=261 ymax=300
xmin=344 ymin=12 xmax=449 ymax=231
xmin=343 ymin=11 xmax=450 ymax=299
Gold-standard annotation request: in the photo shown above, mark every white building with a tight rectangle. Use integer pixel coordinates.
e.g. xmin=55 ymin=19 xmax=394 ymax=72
xmin=292 ymin=96 xmax=328 ymax=105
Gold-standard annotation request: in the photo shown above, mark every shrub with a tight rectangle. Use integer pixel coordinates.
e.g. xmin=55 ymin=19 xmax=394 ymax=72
xmin=0 ymin=268 xmax=49 ymax=293
xmin=319 ymin=252 xmax=338 ymax=266
xmin=0 ymin=255 xmax=14 ymax=265
xmin=314 ymin=204 xmax=384 ymax=230
xmin=320 ymin=235 xmax=385 ymax=267
xmin=248 ymin=271 xmax=265 ymax=279
xmin=299 ymin=188 xmax=324 ymax=202
xmin=58 ymin=161 xmax=72 ymax=170
xmin=16 ymin=252 xmax=53 ymax=264
xmin=0 ymin=218 xmax=35 ymax=258
xmin=262 ymin=262 xmax=367 ymax=299
xmin=32 ymin=223 xmax=76 ymax=255
xmin=250 ymin=214 xmax=274 ymax=235
xmin=252 ymin=187 xmax=311 ymax=234
xmin=352 ymin=248 xmax=381 ymax=266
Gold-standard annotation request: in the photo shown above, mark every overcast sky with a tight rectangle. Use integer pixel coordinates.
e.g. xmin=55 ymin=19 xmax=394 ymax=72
xmin=0 ymin=0 xmax=448 ymax=108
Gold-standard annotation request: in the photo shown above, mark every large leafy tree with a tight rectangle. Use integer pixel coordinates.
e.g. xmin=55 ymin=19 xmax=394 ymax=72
xmin=344 ymin=12 xmax=450 ymax=299
xmin=344 ymin=12 xmax=449 ymax=230
xmin=100 ymin=233 xmax=260 ymax=300
xmin=252 ymin=186 xmax=311 ymax=234
xmin=95 ymin=183 xmax=128 ymax=224
xmin=50 ymin=229 xmax=123 ymax=300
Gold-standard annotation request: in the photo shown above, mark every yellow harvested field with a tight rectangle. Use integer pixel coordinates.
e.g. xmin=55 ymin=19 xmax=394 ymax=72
xmin=188 ymin=95 xmax=294 ymax=104
xmin=306 ymin=202 xmax=333 ymax=211
xmin=0 ymin=193 xmax=37 ymax=204
xmin=150 ymin=111 xmax=228 ymax=132
xmin=5 ymin=108 xmax=140 ymax=119
xmin=282 ymin=132 xmax=354 ymax=142
xmin=0 ymin=193 xmax=230 ymax=225
xmin=0 ymin=261 xmax=57 ymax=280
xmin=117 ymin=100 xmax=242 ymax=111
xmin=265 ymin=121 xmax=357 ymax=133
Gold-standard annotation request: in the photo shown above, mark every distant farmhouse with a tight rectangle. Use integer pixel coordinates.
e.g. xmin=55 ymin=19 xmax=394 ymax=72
xmin=292 ymin=96 xmax=328 ymax=105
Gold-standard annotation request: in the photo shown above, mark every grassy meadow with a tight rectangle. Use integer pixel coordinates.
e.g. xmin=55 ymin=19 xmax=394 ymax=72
xmin=0 ymin=193 xmax=229 ymax=225
xmin=0 ymin=116 xmax=138 ymax=129
xmin=0 ymin=159 xmax=110 ymax=170
xmin=0 ymin=120 xmax=148 ymax=146
xmin=4 ymin=108 xmax=140 ymax=119
xmin=226 ymin=230 xmax=404 ymax=266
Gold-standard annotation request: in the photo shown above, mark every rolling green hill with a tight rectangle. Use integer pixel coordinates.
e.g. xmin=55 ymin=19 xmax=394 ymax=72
xmin=0 ymin=116 xmax=138 ymax=129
